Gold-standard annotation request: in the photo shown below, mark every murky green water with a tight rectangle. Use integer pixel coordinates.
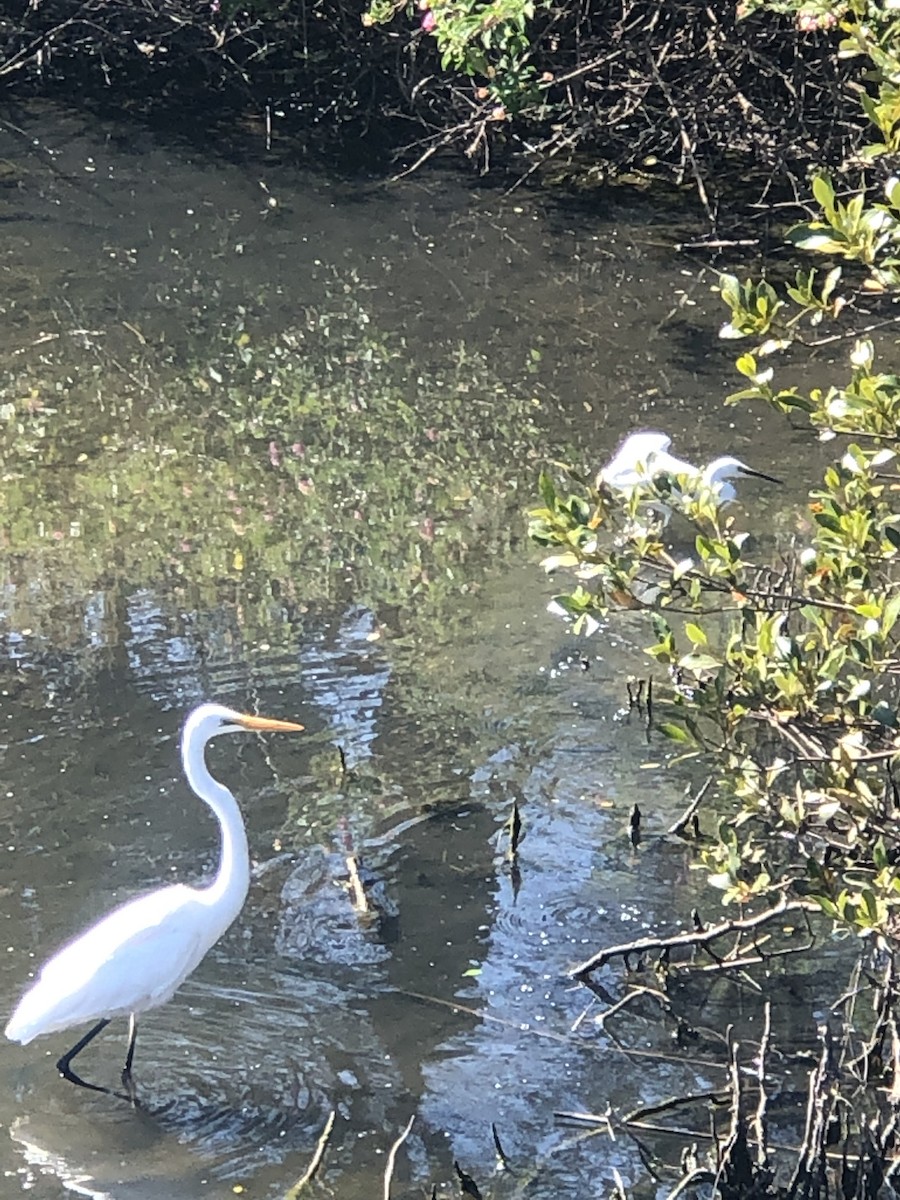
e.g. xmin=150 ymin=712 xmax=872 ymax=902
xmin=0 ymin=104 xmax=830 ymax=1198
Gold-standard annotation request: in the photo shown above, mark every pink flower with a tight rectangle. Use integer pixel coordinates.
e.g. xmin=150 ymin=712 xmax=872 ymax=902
xmin=797 ymin=8 xmax=837 ymax=30
xmin=421 ymin=9 xmax=436 ymax=31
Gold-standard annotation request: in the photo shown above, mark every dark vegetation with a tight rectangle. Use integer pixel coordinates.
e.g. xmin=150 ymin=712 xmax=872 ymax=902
xmin=0 ymin=0 xmax=866 ymax=193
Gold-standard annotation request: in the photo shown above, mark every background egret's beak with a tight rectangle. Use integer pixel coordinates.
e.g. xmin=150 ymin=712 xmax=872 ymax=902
xmin=740 ymin=466 xmax=782 ymax=485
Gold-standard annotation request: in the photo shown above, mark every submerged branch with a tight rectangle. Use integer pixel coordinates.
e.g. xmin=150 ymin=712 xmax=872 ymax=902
xmin=383 ymin=1114 xmax=416 ymax=1200
xmin=570 ymin=898 xmax=817 ymax=979
xmin=284 ymin=1110 xmax=337 ymax=1197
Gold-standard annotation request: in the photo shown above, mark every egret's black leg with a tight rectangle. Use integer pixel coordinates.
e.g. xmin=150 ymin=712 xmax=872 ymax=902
xmin=121 ymin=1015 xmax=139 ymax=1104
xmin=56 ymin=1019 xmax=112 ymax=1094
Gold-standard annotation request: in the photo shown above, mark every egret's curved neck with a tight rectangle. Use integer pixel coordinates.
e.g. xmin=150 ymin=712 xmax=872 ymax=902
xmin=703 ymin=458 xmax=733 ymax=485
xmin=182 ymin=732 xmax=250 ymax=919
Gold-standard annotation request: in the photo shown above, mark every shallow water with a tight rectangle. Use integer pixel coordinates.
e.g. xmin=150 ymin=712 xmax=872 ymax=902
xmin=0 ymin=102 xmax=832 ymax=1197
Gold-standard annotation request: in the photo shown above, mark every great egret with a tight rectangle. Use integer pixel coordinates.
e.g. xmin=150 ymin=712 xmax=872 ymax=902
xmin=598 ymin=430 xmax=781 ymax=506
xmin=4 ymin=702 xmax=303 ymax=1098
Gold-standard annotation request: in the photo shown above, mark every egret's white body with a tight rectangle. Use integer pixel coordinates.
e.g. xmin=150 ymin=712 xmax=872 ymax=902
xmin=4 ymin=702 xmax=303 ymax=1094
xmin=598 ymin=431 xmax=673 ymax=493
xmin=6 ymin=888 xmax=217 ymax=1043
xmin=598 ymin=431 xmax=780 ymax=511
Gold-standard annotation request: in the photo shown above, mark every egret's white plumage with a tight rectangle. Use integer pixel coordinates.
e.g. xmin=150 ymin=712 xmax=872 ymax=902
xmin=597 ymin=431 xmax=673 ymax=492
xmin=4 ymin=702 xmax=303 ymax=1094
xmin=695 ymin=455 xmax=781 ymax=503
xmin=598 ymin=431 xmax=780 ymax=510
xmin=5 ymin=889 xmax=209 ymax=1044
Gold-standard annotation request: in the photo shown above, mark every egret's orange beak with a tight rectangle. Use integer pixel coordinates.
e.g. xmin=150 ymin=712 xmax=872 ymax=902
xmin=236 ymin=713 xmax=305 ymax=733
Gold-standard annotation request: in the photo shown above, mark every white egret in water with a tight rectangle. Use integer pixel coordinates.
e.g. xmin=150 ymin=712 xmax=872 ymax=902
xmin=4 ymin=702 xmax=304 ymax=1098
xmin=598 ymin=429 xmax=781 ymax=507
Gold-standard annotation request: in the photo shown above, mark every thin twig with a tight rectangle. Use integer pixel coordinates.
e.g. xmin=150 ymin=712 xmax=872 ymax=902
xmin=677 ymin=239 xmax=760 ymax=250
xmin=570 ymin=998 xmax=596 ymax=1033
xmin=284 ymin=1109 xmax=337 ymax=1197
xmin=492 ymin=1123 xmax=512 ymax=1171
xmin=646 ymin=50 xmax=716 ymax=230
xmin=593 ymin=985 xmax=672 ymax=1028
xmin=624 ymin=1091 xmax=729 ymax=1125
xmin=346 ymin=854 xmax=369 ymax=914
xmin=402 ymin=988 xmax=726 ymax=1072
xmin=667 ymin=1168 xmax=717 ymax=1200
xmin=712 ymin=1039 xmax=745 ymax=1195
xmin=667 ymin=776 xmax=712 ymax=836
xmin=555 ymin=1108 xmax=614 ymax=1130
xmin=753 ymin=1002 xmax=771 ymax=1169
xmin=383 ymin=1114 xmax=415 ymax=1200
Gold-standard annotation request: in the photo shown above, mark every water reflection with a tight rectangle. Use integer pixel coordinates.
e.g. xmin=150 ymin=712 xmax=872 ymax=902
xmin=301 ymin=606 xmax=390 ymax=769
xmin=11 ymin=1113 xmax=202 ymax=1200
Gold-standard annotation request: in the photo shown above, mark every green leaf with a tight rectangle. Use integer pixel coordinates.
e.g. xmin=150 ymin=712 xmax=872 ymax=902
xmin=541 ymin=552 xmax=580 ymax=572
xmin=814 ymin=512 xmax=842 ymax=533
xmin=718 ymin=273 xmax=740 ymax=308
xmin=861 ymin=143 xmax=890 ymax=161
xmin=651 ymin=614 xmax=673 ymax=640
xmin=776 ymin=392 xmax=816 ymax=413
xmin=685 ymin=622 xmax=708 ymax=646
xmin=821 ymin=266 xmax=842 ymax=301
xmin=538 ymin=470 xmax=556 ymax=508
xmin=789 ymin=233 xmax=847 ymax=254
xmin=735 ymin=353 xmax=758 ymax=379
xmin=725 ymin=387 xmax=767 ymax=405
xmin=882 ymin=592 xmax=900 ymax=634
xmin=678 ymin=652 xmax=722 ymax=673
xmin=812 ymin=174 xmax=836 ymax=211
xmin=658 ymin=722 xmax=693 ymax=742
xmin=854 ymin=602 xmax=881 ymax=619
xmin=812 ymin=895 xmax=840 ymax=919
xmin=874 ymin=837 xmax=889 ymax=871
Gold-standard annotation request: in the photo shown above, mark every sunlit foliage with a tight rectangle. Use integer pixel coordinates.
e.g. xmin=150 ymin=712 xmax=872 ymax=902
xmin=530 ymin=12 xmax=900 ymax=936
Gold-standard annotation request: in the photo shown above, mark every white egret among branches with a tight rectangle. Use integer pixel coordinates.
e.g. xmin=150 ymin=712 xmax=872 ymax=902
xmin=4 ymin=702 xmax=303 ymax=1098
xmin=598 ymin=429 xmax=781 ymax=510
